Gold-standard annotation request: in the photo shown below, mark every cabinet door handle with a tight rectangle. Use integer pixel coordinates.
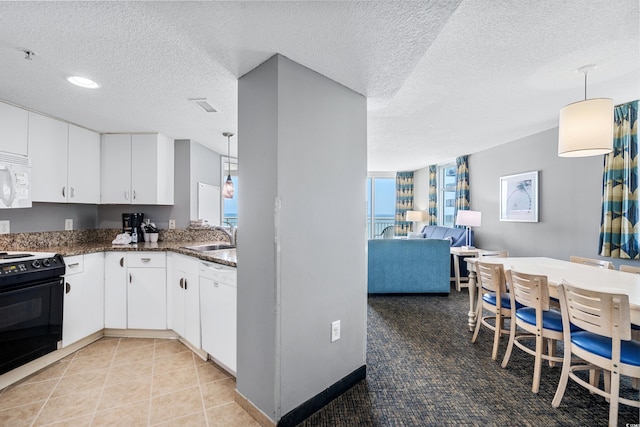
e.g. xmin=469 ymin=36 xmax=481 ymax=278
xmin=184 ymin=279 xmax=187 ymax=290
xmin=129 ymin=273 xmax=132 ymax=283
xmin=179 ymin=278 xmax=184 ymax=289
xmin=133 ymin=190 xmax=137 ymax=200
xmin=125 ymin=190 xmax=129 ymax=200
xmin=119 ymin=257 xmax=124 ymax=267
xmin=141 ymin=258 xmax=151 ymax=263
xmin=62 ymin=186 xmax=66 ymax=198
xmin=65 ymin=282 xmax=71 ymax=294
xmin=70 ymin=187 xmax=75 ymax=198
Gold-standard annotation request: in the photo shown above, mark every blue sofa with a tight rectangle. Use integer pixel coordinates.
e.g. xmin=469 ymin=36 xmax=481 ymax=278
xmin=417 ymin=225 xmax=474 ymax=279
xmin=368 ymin=238 xmax=450 ymax=294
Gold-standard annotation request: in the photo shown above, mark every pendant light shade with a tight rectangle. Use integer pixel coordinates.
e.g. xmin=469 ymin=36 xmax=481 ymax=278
xmin=558 ymin=65 xmax=614 ymax=157
xmin=222 ymin=132 xmax=235 ymax=199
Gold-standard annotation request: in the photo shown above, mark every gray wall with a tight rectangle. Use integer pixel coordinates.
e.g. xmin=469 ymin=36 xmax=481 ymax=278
xmin=415 ymin=127 xmax=639 ymax=269
xmin=0 ymin=203 xmax=98 ymax=233
xmin=237 ymin=54 xmax=367 ymax=422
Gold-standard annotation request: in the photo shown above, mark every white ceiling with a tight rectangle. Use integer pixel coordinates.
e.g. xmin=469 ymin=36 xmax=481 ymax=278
xmin=0 ymin=1 xmax=638 ymax=172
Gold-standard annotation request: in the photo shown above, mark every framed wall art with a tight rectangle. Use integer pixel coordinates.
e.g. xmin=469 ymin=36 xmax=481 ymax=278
xmin=500 ymin=170 xmax=539 ymax=222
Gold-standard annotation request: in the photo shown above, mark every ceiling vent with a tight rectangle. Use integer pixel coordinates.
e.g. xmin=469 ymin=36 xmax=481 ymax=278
xmin=189 ymin=98 xmax=217 ymax=113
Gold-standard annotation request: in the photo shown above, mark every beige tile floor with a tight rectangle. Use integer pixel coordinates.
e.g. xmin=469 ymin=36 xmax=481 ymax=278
xmin=0 ymin=337 xmax=261 ymax=427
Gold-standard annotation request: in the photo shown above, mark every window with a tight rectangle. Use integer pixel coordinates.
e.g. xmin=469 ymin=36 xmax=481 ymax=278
xmin=367 ymin=174 xmax=395 ymax=239
xmin=438 ymin=163 xmax=456 ymax=227
xmin=221 ymin=156 xmax=238 ymax=226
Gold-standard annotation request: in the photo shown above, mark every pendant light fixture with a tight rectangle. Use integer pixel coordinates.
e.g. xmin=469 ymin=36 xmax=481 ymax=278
xmin=558 ymin=64 xmax=613 ymax=157
xmin=222 ymin=132 xmax=235 ymax=199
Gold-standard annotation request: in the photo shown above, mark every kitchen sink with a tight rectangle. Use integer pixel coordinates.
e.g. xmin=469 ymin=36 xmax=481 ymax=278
xmin=182 ymin=243 xmax=236 ymax=252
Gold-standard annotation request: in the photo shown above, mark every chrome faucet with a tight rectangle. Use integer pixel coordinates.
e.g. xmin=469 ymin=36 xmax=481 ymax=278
xmin=213 ymin=223 xmax=237 ymax=246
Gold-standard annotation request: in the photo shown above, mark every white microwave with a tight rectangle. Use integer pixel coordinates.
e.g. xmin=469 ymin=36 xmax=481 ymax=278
xmin=0 ymin=152 xmax=31 ymax=209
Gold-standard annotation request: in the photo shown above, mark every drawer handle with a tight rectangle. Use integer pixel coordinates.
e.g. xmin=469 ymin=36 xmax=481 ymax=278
xmin=202 ymin=262 xmax=223 ymax=270
xmin=68 ymin=263 xmax=80 ymax=268
xmin=141 ymin=258 xmax=151 ymax=262
xmin=65 ymin=282 xmax=71 ymax=294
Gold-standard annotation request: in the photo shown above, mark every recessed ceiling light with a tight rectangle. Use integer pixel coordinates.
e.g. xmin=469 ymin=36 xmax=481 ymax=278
xmin=66 ymin=76 xmax=101 ymax=89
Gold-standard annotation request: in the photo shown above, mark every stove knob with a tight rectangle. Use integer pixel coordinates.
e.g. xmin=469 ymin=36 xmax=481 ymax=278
xmin=43 ymin=259 xmax=51 ymax=267
xmin=31 ymin=260 xmax=41 ymax=268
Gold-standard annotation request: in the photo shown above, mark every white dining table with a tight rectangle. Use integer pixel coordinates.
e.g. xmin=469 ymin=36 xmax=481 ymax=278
xmin=464 ymin=257 xmax=640 ymax=331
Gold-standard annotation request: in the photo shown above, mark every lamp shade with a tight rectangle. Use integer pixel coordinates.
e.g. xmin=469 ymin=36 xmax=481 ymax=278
xmin=455 ymin=210 xmax=481 ymax=227
xmin=406 ymin=210 xmax=426 ymax=222
xmin=558 ymin=98 xmax=614 ymax=157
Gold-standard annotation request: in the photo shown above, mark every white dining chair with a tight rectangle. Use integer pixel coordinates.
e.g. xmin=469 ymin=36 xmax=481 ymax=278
xmin=471 ymin=262 xmax=517 ymax=360
xmin=501 ymin=269 xmax=571 ymax=393
xmin=552 ymin=281 xmax=640 ymax=427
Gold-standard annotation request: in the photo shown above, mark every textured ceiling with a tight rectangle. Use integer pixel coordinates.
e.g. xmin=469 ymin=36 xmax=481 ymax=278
xmin=0 ymin=1 xmax=638 ymax=171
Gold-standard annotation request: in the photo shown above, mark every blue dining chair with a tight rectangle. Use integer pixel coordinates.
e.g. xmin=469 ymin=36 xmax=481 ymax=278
xmin=552 ymin=281 xmax=640 ymax=427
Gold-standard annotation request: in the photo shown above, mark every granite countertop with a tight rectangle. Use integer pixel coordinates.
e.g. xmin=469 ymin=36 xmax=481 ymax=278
xmin=0 ymin=229 xmax=237 ymax=267
xmin=18 ymin=241 xmax=237 ymax=268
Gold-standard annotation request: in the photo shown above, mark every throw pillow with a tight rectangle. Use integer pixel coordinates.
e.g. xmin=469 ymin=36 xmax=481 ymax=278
xmin=407 ymin=232 xmax=424 ymax=239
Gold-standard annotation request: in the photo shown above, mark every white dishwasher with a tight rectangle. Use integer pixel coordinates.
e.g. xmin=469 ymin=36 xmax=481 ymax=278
xmin=199 ymin=261 xmax=237 ymax=375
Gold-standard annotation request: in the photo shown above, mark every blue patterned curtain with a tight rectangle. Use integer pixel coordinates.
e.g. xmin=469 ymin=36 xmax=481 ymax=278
xmin=599 ymin=100 xmax=639 ymax=259
xmin=394 ymin=171 xmax=414 ymax=236
xmin=428 ymin=165 xmax=438 ymax=225
xmin=454 ymin=155 xmax=470 ymax=224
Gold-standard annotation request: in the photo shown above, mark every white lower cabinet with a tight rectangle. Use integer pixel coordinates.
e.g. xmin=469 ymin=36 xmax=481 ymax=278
xmin=62 ymin=253 xmax=104 ymax=347
xmin=169 ymin=253 xmax=200 ymax=347
xmin=104 ymin=251 xmax=166 ymax=330
xmin=104 ymin=252 xmax=127 ymax=329
xmin=199 ymin=261 xmax=237 ymax=374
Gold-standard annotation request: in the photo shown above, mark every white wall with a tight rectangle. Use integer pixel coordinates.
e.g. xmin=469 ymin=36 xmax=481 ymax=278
xmin=237 ymin=54 xmax=367 ymax=422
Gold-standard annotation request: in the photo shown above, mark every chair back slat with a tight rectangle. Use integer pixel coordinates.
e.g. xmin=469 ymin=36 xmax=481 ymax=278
xmin=569 ymin=256 xmax=614 ymax=269
xmin=507 ymin=269 xmax=549 ymax=310
xmin=619 ymin=264 xmax=640 ymax=274
xmin=480 ymin=250 xmax=509 ymax=258
xmin=476 ymin=262 xmax=506 ymax=294
xmin=559 ymin=281 xmax=631 ymax=341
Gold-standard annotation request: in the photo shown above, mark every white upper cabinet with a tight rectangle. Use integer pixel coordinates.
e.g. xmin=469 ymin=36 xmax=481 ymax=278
xmin=101 ymin=133 xmax=174 ymax=205
xmin=29 ymin=112 xmax=69 ymax=203
xmin=0 ymin=102 xmax=28 ymax=156
xmin=29 ymin=113 xmax=100 ymax=203
xmin=67 ymin=124 xmax=100 ymax=204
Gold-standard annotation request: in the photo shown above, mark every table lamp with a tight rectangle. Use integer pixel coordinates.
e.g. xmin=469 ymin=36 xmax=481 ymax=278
xmin=406 ymin=210 xmax=427 ymax=233
xmin=455 ymin=210 xmax=481 ymax=249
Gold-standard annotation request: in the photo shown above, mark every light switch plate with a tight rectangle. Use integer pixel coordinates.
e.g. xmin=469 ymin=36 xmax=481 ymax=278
xmin=65 ymin=219 xmax=73 ymax=231
xmin=169 ymin=219 xmax=176 ymax=230
xmin=0 ymin=220 xmax=9 ymax=234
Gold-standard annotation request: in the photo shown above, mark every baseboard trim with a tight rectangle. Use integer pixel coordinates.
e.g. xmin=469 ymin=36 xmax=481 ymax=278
xmin=277 ymin=364 xmax=366 ymax=427
xmin=103 ymin=328 xmax=179 ymax=339
xmin=235 ymin=389 xmax=277 ymax=427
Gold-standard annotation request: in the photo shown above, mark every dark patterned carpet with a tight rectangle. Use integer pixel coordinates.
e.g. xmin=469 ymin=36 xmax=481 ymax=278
xmin=300 ymin=289 xmax=639 ymax=426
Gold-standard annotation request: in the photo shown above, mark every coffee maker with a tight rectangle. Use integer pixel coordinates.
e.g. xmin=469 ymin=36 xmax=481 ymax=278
xmin=122 ymin=213 xmax=144 ymax=242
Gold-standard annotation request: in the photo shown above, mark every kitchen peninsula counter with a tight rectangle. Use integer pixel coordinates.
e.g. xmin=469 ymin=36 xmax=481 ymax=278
xmin=0 ymin=229 xmax=237 ymax=267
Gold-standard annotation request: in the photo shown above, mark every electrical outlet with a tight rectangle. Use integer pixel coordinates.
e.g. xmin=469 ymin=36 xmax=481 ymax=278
xmin=65 ymin=219 xmax=73 ymax=231
xmin=0 ymin=220 xmax=9 ymax=234
xmin=169 ymin=219 xmax=176 ymax=230
xmin=331 ymin=320 xmax=341 ymax=343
